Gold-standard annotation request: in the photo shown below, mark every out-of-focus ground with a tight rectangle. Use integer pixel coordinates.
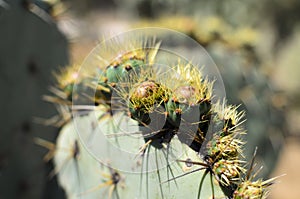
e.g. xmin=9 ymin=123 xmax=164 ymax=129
xmin=270 ymin=138 xmax=300 ymax=199
xmin=269 ymin=28 xmax=300 ymax=199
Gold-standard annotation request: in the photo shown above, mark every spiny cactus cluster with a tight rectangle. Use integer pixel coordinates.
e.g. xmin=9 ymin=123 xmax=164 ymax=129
xmin=37 ymin=32 xmax=277 ymax=199
xmin=135 ymin=16 xmax=287 ymax=177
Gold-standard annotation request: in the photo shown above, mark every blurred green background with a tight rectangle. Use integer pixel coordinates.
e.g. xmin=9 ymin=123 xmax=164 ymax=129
xmin=1 ymin=0 xmax=300 ymax=198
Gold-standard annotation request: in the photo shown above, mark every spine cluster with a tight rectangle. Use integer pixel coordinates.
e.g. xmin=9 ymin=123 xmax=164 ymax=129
xmin=37 ymin=36 xmax=276 ymax=199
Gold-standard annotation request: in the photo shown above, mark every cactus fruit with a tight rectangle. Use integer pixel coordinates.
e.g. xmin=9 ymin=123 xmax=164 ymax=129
xmin=36 ymin=29 xmax=280 ymax=199
xmin=44 ymin=38 xmax=161 ymax=127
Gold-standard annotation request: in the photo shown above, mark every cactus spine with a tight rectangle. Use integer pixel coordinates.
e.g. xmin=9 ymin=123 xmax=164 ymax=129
xmin=37 ymin=32 xmax=278 ymax=199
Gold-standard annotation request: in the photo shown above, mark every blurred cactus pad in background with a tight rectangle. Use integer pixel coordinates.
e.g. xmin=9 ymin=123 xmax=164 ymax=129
xmin=0 ymin=1 xmax=68 ymax=199
xmin=2 ymin=0 xmax=300 ymax=199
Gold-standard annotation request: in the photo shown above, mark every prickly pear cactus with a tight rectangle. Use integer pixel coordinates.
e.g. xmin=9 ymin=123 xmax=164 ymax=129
xmin=135 ymin=16 xmax=287 ymax=177
xmin=36 ymin=28 xmax=278 ymax=199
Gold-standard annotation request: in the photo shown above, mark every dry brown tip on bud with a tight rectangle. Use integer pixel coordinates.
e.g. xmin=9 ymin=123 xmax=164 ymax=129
xmin=134 ymin=81 xmax=158 ymax=99
xmin=174 ymin=86 xmax=196 ymax=104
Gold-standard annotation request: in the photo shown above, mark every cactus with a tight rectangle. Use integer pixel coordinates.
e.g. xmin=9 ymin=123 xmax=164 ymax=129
xmin=35 ymin=28 xmax=279 ymax=199
xmin=0 ymin=1 xmax=69 ymax=199
xmin=134 ymin=16 xmax=287 ymax=177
